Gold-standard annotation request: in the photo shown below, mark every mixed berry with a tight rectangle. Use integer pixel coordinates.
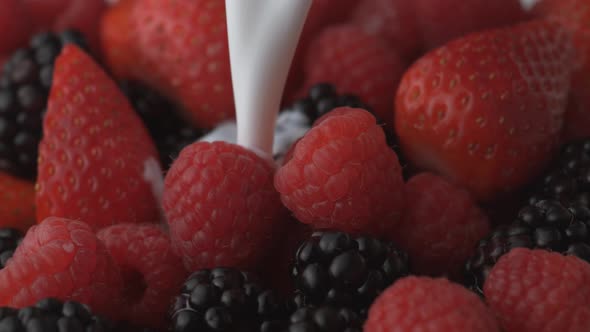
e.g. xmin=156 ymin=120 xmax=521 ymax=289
xmin=1 ymin=1 xmax=590 ymax=332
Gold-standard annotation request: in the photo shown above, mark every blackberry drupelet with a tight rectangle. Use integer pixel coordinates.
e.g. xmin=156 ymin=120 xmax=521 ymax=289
xmin=285 ymin=83 xmax=371 ymax=123
xmin=170 ymin=267 xmax=286 ymax=332
xmin=465 ymin=199 xmax=590 ymax=294
xmin=0 ymin=228 xmax=22 ymax=269
xmin=285 ymin=306 xmax=362 ymax=332
xmin=528 ymin=138 xmax=590 ymax=207
xmin=292 ymin=231 xmax=409 ymax=316
xmin=0 ymin=30 xmax=89 ymax=180
xmin=0 ymin=297 xmax=115 ymax=331
xmin=119 ymin=81 xmax=203 ymax=169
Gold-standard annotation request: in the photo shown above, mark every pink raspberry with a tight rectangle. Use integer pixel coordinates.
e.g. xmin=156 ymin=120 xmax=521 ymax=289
xmin=97 ymin=223 xmax=188 ymax=329
xmin=163 ymin=141 xmax=286 ymax=271
xmin=390 ymin=172 xmax=490 ymax=276
xmin=0 ymin=217 xmax=123 ymax=319
xmin=301 ymin=25 xmax=406 ymax=129
xmin=274 ymin=107 xmax=405 ymax=236
xmin=365 ymin=276 xmax=500 ymax=332
xmin=484 ymin=249 xmax=590 ymax=332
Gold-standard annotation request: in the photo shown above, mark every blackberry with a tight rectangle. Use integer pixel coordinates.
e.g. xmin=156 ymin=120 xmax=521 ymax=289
xmin=0 ymin=297 xmax=115 ymax=331
xmin=285 ymin=83 xmax=371 ymax=124
xmin=285 ymin=306 xmax=362 ymax=332
xmin=0 ymin=30 xmax=89 ymax=180
xmin=170 ymin=267 xmax=286 ymax=332
xmin=465 ymin=199 xmax=590 ymax=294
xmin=292 ymin=231 xmax=409 ymax=316
xmin=119 ymin=81 xmax=203 ymax=169
xmin=0 ymin=228 xmax=22 ymax=269
xmin=528 ymin=138 xmax=590 ymax=207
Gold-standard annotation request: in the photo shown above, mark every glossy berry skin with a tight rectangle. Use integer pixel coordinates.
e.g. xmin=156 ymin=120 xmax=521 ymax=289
xmin=102 ymin=0 xmax=234 ymax=129
xmin=292 ymin=231 xmax=409 ymax=316
xmin=365 ymin=277 xmax=501 ymax=332
xmin=465 ymin=200 xmax=590 ymax=294
xmin=0 ymin=298 xmax=116 ymax=332
xmin=0 ymin=30 xmax=89 ymax=180
xmin=302 ymin=25 xmax=406 ymax=130
xmin=0 ymin=172 xmax=35 ymax=232
xmin=414 ymin=0 xmax=528 ymax=50
xmin=119 ymin=81 xmax=203 ymax=169
xmin=163 ymin=141 xmax=285 ymax=271
xmin=275 ymin=107 xmax=405 ymax=235
xmin=0 ymin=228 xmax=22 ymax=269
xmin=392 ymin=173 xmax=489 ymax=277
xmin=0 ymin=218 xmax=123 ymax=319
xmin=395 ymin=20 xmax=574 ymax=201
xmin=484 ymin=249 xmax=590 ymax=332
xmin=97 ymin=223 xmax=188 ymax=329
xmin=170 ymin=268 xmax=286 ymax=332
xmin=351 ymin=0 xmax=421 ymax=60
xmin=36 ymin=45 xmax=163 ymax=230
xmin=286 ymin=306 xmax=362 ymax=332
xmin=528 ymin=138 xmax=590 ymax=207
xmin=533 ymin=0 xmax=590 ymax=142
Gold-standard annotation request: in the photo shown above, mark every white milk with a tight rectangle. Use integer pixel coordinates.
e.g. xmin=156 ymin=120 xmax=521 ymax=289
xmin=225 ymin=0 xmax=313 ymax=159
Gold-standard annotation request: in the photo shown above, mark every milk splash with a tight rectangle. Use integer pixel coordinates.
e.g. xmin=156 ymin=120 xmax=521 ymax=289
xmin=225 ymin=0 xmax=312 ymax=159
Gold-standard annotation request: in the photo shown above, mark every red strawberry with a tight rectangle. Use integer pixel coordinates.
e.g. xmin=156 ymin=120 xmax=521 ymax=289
xmin=99 ymin=0 xmax=139 ymax=79
xmin=0 ymin=172 xmax=35 ymax=233
xmin=351 ymin=0 xmax=421 ymax=60
xmin=414 ymin=0 xmax=530 ymax=50
xmin=302 ymin=24 xmax=406 ymax=130
xmin=395 ymin=20 xmax=574 ymax=200
xmin=36 ymin=45 xmax=163 ymax=230
xmin=101 ymin=0 xmax=234 ymax=129
xmin=533 ymin=0 xmax=590 ymax=142
xmin=22 ymin=0 xmax=106 ymax=53
xmin=0 ymin=0 xmax=33 ymax=54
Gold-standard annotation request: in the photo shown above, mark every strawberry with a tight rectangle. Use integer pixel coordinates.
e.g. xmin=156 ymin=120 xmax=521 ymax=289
xmin=22 ymin=0 xmax=106 ymax=53
xmin=301 ymin=24 xmax=406 ymax=131
xmin=101 ymin=0 xmax=234 ymax=129
xmin=533 ymin=0 xmax=590 ymax=142
xmin=0 ymin=0 xmax=33 ymax=55
xmin=351 ymin=0 xmax=421 ymax=60
xmin=0 ymin=172 xmax=35 ymax=233
xmin=414 ymin=0 xmax=529 ymax=50
xmin=395 ymin=20 xmax=574 ymax=201
xmin=36 ymin=45 xmax=163 ymax=230
xmin=99 ymin=0 xmax=139 ymax=79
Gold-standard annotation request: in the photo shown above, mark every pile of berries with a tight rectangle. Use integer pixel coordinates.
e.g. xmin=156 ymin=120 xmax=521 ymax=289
xmin=2 ymin=1 xmax=590 ymax=332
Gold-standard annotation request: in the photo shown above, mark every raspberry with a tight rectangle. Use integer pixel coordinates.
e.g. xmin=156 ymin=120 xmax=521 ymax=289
xmin=274 ymin=107 xmax=405 ymax=235
xmin=365 ymin=277 xmax=501 ymax=332
xmin=301 ymin=25 xmax=406 ymax=129
xmin=0 ymin=218 xmax=123 ymax=319
xmin=163 ymin=141 xmax=285 ymax=271
xmin=484 ymin=249 xmax=590 ymax=332
xmin=97 ymin=223 xmax=188 ymax=329
xmin=391 ymin=173 xmax=490 ymax=277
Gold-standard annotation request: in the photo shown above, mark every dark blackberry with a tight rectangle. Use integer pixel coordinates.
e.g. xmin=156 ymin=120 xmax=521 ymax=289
xmin=170 ymin=267 xmax=286 ymax=332
xmin=0 ymin=30 xmax=89 ymax=180
xmin=291 ymin=231 xmax=409 ymax=316
xmin=119 ymin=81 xmax=203 ymax=169
xmin=285 ymin=83 xmax=404 ymax=169
xmin=284 ymin=306 xmax=362 ymax=332
xmin=0 ymin=297 xmax=115 ymax=331
xmin=465 ymin=199 xmax=590 ymax=294
xmin=0 ymin=228 xmax=22 ymax=269
xmin=528 ymin=138 xmax=590 ymax=207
